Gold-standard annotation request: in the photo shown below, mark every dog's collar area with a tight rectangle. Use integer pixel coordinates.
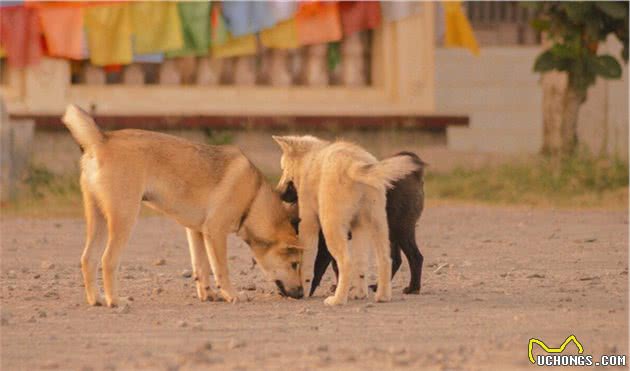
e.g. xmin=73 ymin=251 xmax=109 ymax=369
xmin=236 ymin=174 xmax=263 ymax=233
xmin=237 ymin=209 xmax=250 ymax=232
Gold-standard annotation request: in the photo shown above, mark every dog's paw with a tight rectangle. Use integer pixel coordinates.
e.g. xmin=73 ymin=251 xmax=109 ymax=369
xmin=106 ymin=299 xmax=119 ymax=308
xmin=86 ymin=294 xmax=103 ymax=307
xmin=374 ymin=284 xmax=392 ymax=302
xmin=219 ymin=289 xmax=242 ymax=304
xmin=348 ymin=286 xmax=368 ymax=300
xmin=197 ymin=286 xmax=219 ymax=302
xmin=403 ymin=286 xmax=420 ymax=295
xmin=198 ymin=292 xmax=218 ymax=302
xmin=349 ymin=293 xmax=367 ymax=300
xmin=374 ymin=291 xmax=391 ymax=303
xmin=324 ymin=295 xmax=347 ymax=306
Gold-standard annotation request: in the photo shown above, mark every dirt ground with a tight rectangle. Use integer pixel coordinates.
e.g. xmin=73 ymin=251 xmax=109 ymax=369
xmin=1 ymin=203 xmax=628 ymax=371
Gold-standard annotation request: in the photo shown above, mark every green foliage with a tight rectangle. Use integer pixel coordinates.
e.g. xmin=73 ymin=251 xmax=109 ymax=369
xmin=528 ymin=2 xmax=628 ymax=93
xmin=203 ymin=128 xmax=234 ymax=145
xmin=23 ymin=164 xmax=80 ymax=199
xmin=327 ymin=41 xmax=341 ymax=72
xmin=426 ymin=151 xmax=629 ymax=207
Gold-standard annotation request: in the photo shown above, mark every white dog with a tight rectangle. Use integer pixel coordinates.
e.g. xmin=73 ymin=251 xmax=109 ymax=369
xmin=273 ymin=135 xmax=421 ymax=305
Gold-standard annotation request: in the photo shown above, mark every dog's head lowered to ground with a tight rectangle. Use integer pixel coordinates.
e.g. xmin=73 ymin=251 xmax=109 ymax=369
xmin=247 ymin=237 xmax=304 ymax=299
xmin=238 ymin=182 xmax=306 ymax=299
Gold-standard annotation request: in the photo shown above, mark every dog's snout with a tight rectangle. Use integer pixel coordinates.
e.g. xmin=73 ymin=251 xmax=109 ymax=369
xmin=275 ymin=280 xmax=304 ymax=299
xmin=291 ymin=286 xmax=304 ymax=299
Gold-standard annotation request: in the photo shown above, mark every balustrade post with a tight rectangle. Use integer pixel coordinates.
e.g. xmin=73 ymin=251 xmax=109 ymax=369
xmin=196 ymin=57 xmax=221 ymax=85
xmin=304 ymin=44 xmax=328 ymax=86
xmin=122 ymin=64 xmax=145 ymax=85
xmin=159 ymin=59 xmax=181 ymax=85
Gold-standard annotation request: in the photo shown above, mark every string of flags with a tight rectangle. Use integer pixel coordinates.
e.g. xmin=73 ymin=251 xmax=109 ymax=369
xmin=0 ymin=1 xmax=479 ymax=69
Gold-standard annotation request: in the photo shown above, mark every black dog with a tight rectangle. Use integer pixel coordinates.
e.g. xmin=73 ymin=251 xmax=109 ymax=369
xmin=283 ymin=151 xmax=425 ymax=296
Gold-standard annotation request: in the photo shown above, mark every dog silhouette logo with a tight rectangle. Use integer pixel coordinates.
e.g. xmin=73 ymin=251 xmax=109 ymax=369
xmin=528 ymin=335 xmax=584 ymax=364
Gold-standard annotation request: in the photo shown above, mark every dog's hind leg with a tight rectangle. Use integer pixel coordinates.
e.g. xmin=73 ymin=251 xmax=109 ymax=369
xmin=80 ymin=187 xmax=107 ymax=306
xmin=401 ymin=233 xmax=423 ymax=294
xmin=348 ymin=227 xmax=369 ymax=300
xmin=186 ymin=229 xmax=218 ymax=301
xmin=369 ymin=201 xmax=392 ymax=303
xmin=320 ymin=223 xmax=352 ymax=306
xmin=390 ymin=241 xmax=403 ymax=278
xmin=101 ymin=197 xmax=141 ymax=308
xmin=370 ymin=240 xmax=402 ymax=293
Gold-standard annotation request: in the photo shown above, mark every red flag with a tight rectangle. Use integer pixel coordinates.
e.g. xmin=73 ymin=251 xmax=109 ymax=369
xmin=0 ymin=6 xmax=43 ymax=67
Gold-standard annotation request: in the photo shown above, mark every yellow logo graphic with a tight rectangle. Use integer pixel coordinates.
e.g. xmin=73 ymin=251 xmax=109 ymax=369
xmin=528 ymin=335 xmax=584 ymax=364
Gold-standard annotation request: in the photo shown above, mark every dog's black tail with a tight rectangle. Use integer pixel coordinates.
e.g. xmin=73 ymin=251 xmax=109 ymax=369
xmin=392 ymin=151 xmax=426 ymax=175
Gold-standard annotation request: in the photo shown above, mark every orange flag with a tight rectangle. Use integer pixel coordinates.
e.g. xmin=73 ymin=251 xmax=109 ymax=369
xmin=38 ymin=5 xmax=85 ymax=60
xmin=295 ymin=2 xmax=342 ymax=46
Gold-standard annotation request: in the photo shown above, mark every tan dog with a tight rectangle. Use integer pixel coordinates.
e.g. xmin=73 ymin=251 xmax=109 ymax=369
xmin=62 ymin=105 xmax=304 ymax=307
xmin=273 ymin=135 xmax=421 ymax=305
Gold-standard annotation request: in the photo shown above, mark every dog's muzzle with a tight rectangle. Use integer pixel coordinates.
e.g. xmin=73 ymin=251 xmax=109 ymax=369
xmin=275 ymin=280 xmax=304 ymax=299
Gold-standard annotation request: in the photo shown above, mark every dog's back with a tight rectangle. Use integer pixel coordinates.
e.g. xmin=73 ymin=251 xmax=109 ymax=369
xmin=62 ymin=105 xmax=257 ymax=229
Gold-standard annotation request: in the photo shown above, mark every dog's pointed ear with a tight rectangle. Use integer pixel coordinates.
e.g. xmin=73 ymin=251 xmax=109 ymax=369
xmin=274 ymin=135 xmax=325 ymax=156
xmin=272 ymin=135 xmax=290 ymax=152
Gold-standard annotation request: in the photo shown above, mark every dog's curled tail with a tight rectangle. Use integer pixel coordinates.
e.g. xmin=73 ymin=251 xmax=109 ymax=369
xmin=61 ymin=104 xmax=103 ymax=150
xmin=349 ymin=153 xmax=423 ymax=190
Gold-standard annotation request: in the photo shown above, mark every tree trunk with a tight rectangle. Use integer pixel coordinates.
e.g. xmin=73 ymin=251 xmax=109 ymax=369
xmin=559 ymin=86 xmax=585 ymax=155
xmin=541 ymin=71 xmax=585 ymax=156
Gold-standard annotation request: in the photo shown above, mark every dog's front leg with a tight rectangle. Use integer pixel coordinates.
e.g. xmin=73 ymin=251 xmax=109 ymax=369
xmin=203 ymin=233 xmax=239 ymax=303
xmin=186 ymin=229 xmax=218 ymax=301
xmin=297 ymin=212 xmax=320 ymax=294
xmin=101 ymin=204 xmax=139 ymax=308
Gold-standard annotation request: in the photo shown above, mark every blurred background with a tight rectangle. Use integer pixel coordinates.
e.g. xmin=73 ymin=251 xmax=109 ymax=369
xmin=1 ymin=1 xmax=628 ymax=214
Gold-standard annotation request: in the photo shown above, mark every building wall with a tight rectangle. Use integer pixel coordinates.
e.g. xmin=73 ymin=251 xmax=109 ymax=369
xmin=437 ymin=41 xmax=628 ymax=158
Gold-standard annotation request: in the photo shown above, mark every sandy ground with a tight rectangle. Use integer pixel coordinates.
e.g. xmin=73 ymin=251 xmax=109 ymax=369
xmin=1 ymin=204 xmax=628 ymax=371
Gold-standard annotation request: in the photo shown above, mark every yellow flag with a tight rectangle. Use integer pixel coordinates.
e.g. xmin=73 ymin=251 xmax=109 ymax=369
xmin=84 ymin=4 xmax=133 ymax=65
xmin=130 ymin=2 xmax=183 ymax=55
xmin=444 ymin=1 xmax=479 ymax=56
xmin=211 ymin=34 xmax=257 ymax=59
xmin=0 ymin=45 xmax=5 ymax=58
xmin=260 ymin=19 xmax=299 ymax=50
